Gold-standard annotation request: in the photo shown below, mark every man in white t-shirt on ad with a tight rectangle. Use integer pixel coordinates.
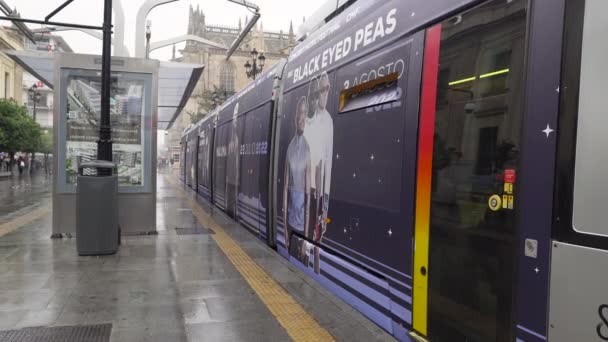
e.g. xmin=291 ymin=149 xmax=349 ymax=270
xmin=303 ymin=72 xmax=334 ymax=274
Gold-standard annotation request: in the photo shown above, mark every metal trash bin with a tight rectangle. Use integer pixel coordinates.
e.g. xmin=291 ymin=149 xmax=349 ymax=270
xmin=76 ymin=160 xmax=119 ymax=256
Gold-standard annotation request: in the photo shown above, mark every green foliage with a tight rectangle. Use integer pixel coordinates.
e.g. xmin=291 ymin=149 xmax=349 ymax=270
xmin=187 ymin=85 xmax=232 ymax=125
xmin=0 ymin=126 xmax=5 ymax=148
xmin=187 ymin=110 xmax=207 ymax=126
xmin=0 ymin=99 xmax=42 ymax=153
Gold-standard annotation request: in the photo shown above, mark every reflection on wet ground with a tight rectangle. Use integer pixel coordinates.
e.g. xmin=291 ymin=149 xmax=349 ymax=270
xmin=0 ymin=173 xmax=394 ymax=341
xmin=0 ymin=173 xmax=51 ymax=225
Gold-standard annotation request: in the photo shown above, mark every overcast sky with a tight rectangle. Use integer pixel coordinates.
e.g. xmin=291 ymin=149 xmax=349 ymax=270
xmin=12 ymin=0 xmax=327 ymax=61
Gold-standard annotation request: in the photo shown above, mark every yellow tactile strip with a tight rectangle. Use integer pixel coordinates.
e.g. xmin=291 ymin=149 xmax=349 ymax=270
xmin=168 ymin=178 xmax=334 ymax=342
xmin=0 ymin=204 xmax=51 ymax=238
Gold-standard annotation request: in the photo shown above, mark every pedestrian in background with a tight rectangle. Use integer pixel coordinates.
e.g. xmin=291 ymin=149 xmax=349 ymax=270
xmin=18 ymin=156 xmax=25 ymax=176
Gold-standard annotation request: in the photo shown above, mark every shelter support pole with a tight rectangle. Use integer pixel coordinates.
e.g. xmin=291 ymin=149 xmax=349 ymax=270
xmin=98 ymin=0 xmax=113 ymax=171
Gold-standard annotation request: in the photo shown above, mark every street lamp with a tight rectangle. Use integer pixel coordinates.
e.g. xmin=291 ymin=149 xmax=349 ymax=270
xmin=27 ymin=83 xmax=42 ymax=175
xmin=27 ymin=83 xmax=41 ymax=123
xmin=145 ymin=20 xmax=151 ymax=59
xmin=244 ymin=48 xmax=265 ymax=80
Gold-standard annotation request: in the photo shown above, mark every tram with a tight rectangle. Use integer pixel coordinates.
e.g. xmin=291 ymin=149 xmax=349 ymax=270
xmin=180 ymin=0 xmax=607 ymax=340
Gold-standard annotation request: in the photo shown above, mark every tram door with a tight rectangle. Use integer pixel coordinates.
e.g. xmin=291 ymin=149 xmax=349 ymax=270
xmin=412 ymin=0 xmax=528 ymax=341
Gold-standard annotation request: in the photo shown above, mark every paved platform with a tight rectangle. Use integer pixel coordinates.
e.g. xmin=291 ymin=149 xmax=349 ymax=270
xmin=0 ymin=173 xmax=50 ymax=225
xmin=0 ymin=174 xmax=395 ymax=341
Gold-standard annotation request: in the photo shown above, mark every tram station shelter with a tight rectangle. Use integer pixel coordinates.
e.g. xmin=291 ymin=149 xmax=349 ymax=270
xmin=4 ymin=50 xmax=203 ymax=236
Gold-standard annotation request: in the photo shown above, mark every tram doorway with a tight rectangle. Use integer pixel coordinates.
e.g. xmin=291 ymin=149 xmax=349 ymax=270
xmin=414 ymin=0 xmax=528 ymax=341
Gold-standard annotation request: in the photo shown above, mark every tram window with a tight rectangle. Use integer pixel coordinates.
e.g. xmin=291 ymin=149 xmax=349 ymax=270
xmin=478 ymin=49 xmax=511 ymax=97
xmin=475 ymin=126 xmax=498 ymax=175
xmin=436 ymin=69 xmax=450 ymax=105
xmin=571 ymin=0 xmax=608 ymax=238
xmin=427 ymin=0 xmax=527 ymax=341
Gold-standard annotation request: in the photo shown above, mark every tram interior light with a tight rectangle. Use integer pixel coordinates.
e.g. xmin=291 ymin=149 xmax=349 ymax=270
xmin=479 ymin=68 xmax=510 ymax=79
xmin=448 ymin=76 xmax=476 ymax=86
xmin=448 ymin=68 xmax=510 ymax=86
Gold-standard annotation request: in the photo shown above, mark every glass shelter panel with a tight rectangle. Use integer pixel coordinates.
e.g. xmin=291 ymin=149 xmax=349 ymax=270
xmin=59 ymin=68 xmax=153 ymax=193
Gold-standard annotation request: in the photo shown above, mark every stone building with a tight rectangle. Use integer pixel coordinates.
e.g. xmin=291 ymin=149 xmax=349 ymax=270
xmin=167 ymin=5 xmax=295 ymax=162
xmin=21 ymin=33 xmax=73 ymax=129
xmin=0 ymin=26 xmax=24 ymax=102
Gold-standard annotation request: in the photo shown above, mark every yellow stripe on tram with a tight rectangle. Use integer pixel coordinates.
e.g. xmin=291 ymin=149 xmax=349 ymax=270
xmin=412 ymin=24 xmax=442 ymax=338
xmin=168 ymin=177 xmax=334 ymax=342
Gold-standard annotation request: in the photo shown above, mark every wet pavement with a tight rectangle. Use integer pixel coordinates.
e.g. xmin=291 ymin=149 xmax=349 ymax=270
xmin=0 ymin=173 xmax=51 ymax=225
xmin=0 ymin=174 xmax=395 ymax=341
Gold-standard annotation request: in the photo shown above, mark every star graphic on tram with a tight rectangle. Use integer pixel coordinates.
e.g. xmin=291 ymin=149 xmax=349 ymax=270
xmin=542 ymin=124 xmax=554 ymax=138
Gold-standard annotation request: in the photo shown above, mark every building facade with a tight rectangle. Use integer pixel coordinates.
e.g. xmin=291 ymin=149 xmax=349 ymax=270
xmin=167 ymin=5 xmax=295 ymax=161
xmin=0 ymin=26 xmax=24 ymax=103
xmin=21 ymin=32 xmax=73 ymax=130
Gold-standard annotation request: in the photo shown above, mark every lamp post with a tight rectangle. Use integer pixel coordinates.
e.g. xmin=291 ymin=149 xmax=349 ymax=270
xmin=145 ymin=20 xmax=151 ymax=59
xmin=27 ymin=83 xmax=41 ymax=124
xmin=244 ymin=48 xmax=265 ymax=80
xmin=27 ymin=83 xmax=42 ymax=174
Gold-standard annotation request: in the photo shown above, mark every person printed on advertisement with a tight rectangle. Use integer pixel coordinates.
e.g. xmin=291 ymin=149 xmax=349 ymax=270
xmin=303 ymin=78 xmax=321 ymax=244
xmin=302 ymin=73 xmax=334 ymax=274
xmin=316 ymin=72 xmax=334 ymax=238
xmin=284 ymin=96 xmax=311 ymax=263
xmin=226 ymin=103 xmax=240 ymax=218
xmin=190 ymin=145 xmax=196 ymax=184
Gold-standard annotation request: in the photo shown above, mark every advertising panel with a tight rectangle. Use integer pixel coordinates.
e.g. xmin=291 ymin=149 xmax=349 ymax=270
xmin=64 ymin=72 xmax=145 ymax=187
xmin=213 ymin=122 xmax=229 ymax=210
xmin=186 ymin=139 xmax=193 ymax=187
xmin=197 ymin=120 xmax=213 ymax=200
xmin=276 ymin=71 xmax=336 ymax=270
xmin=214 ymin=68 xmax=276 ymax=231
xmin=276 ymin=0 xmax=425 ymax=284
xmin=237 ymin=104 xmax=272 ymax=234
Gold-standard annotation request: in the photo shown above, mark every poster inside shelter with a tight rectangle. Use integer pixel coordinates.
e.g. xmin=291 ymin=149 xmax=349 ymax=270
xmin=65 ymin=74 xmax=144 ymax=186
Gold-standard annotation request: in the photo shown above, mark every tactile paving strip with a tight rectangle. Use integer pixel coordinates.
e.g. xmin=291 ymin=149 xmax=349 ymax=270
xmin=175 ymin=227 xmax=215 ymax=235
xmin=0 ymin=205 xmax=50 ymax=238
xmin=0 ymin=324 xmax=112 ymax=342
xmin=168 ymin=177 xmax=335 ymax=342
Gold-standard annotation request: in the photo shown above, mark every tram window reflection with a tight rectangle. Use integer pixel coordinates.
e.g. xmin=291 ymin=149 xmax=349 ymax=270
xmin=427 ymin=0 xmax=528 ymax=341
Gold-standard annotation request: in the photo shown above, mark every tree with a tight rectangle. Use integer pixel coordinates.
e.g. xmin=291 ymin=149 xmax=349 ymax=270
xmin=186 ymin=109 xmax=207 ymax=126
xmin=186 ymin=85 xmax=230 ymax=124
xmin=0 ymin=99 xmax=42 ymax=171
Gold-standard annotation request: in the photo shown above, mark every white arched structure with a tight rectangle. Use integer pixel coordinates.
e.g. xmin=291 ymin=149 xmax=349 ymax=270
xmin=34 ymin=27 xmax=104 ymax=41
xmin=149 ymin=35 xmax=227 ymax=53
xmin=135 ymin=0 xmax=180 ymax=58
xmin=113 ymin=0 xmax=127 ymax=56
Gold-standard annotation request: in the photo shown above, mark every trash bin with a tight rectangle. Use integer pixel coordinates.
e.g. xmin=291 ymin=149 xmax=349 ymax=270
xmin=76 ymin=160 xmax=120 ymax=256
